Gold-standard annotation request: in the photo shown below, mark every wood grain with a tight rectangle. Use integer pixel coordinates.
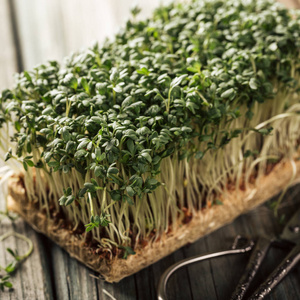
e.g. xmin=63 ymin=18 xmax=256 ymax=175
xmin=278 ymin=0 xmax=300 ymax=8
xmin=0 ymin=0 xmax=17 ymax=90
xmin=12 ymin=0 xmax=167 ymax=71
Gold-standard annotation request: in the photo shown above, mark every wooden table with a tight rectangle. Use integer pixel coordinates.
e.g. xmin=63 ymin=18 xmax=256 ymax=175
xmin=0 ymin=1 xmax=300 ymax=299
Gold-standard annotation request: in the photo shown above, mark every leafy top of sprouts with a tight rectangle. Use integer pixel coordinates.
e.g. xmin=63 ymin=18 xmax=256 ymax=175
xmin=0 ymin=0 xmax=299 ymax=223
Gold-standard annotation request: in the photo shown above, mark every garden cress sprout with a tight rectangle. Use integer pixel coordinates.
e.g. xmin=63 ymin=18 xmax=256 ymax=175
xmin=0 ymin=0 xmax=299 ymax=257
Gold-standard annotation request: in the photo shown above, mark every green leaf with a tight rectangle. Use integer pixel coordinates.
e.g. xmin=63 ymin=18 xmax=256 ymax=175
xmin=74 ymin=149 xmax=87 ymax=159
xmin=187 ymin=66 xmax=198 ymax=73
xmin=126 ymin=186 xmax=135 ymax=197
xmin=66 ymin=187 xmax=72 ymax=195
xmin=14 ymin=121 xmax=21 ymax=132
xmin=77 ymin=139 xmax=89 ymax=150
xmin=91 ymin=178 xmax=98 ymax=186
xmin=62 ymin=127 xmax=71 ymax=141
xmin=137 ymin=67 xmax=150 ymax=76
xmin=48 ymin=161 xmax=59 ymax=168
xmin=127 ymin=139 xmax=135 ymax=154
xmin=79 ymin=187 xmax=88 ymax=198
xmin=42 ymin=107 xmax=53 ymax=115
xmin=84 ymin=224 xmax=94 ymax=232
xmin=59 ymin=195 xmax=67 ymax=206
xmin=123 ymin=194 xmax=134 ymax=205
xmin=141 ymin=152 xmax=152 ymax=163
xmin=119 ymin=245 xmax=136 ymax=259
xmin=84 ymin=182 xmax=96 ymax=191
xmin=95 ymin=166 xmax=104 ymax=177
xmin=63 ymin=73 xmax=78 ymax=90
xmin=66 ymin=141 xmax=76 ymax=153
xmin=147 ymin=178 xmax=158 ymax=185
xmin=4 ymin=151 xmax=12 ymax=162
xmin=244 ymin=150 xmax=251 ymax=158
xmin=181 ymin=126 xmax=192 ymax=133
xmin=269 ymin=42 xmax=277 ymax=51
xmin=6 ymin=248 xmax=16 ymax=258
xmin=24 ymin=71 xmax=32 ymax=82
xmin=81 ymin=77 xmax=90 ymax=94
xmin=221 ymin=88 xmax=235 ymax=99
xmin=105 ymin=139 xmax=116 ymax=151
xmin=107 ymin=166 xmax=119 ymax=174
xmin=113 ymin=85 xmax=122 ymax=93
xmin=23 ymin=161 xmax=28 ymax=171
xmin=26 ymin=160 xmax=34 ymax=167
xmin=257 ymin=127 xmax=273 ymax=135
xmin=109 ymin=190 xmax=122 ymax=201
xmin=195 ymin=151 xmax=204 ymax=159
xmin=131 ymin=5 xmax=141 ymax=16
xmin=4 ymin=281 xmax=13 ymax=288
xmin=65 ymin=195 xmax=75 ymax=206
xmin=5 ymin=261 xmax=18 ymax=273
xmin=249 ymin=78 xmax=258 ymax=90
xmin=94 ymin=147 xmax=101 ymax=159
xmin=170 ymin=74 xmax=188 ymax=88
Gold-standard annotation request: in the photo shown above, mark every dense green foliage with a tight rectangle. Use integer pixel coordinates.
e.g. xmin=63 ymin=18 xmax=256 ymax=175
xmin=0 ymin=0 xmax=299 ymax=237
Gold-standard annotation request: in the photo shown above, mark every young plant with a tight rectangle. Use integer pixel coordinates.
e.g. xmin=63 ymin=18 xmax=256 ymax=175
xmin=0 ymin=232 xmax=33 ymax=291
xmin=0 ymin=0 xmax=299 ymax=259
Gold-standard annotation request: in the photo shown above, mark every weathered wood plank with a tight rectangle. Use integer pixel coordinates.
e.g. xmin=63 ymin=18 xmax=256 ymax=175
xmin=13 ymin=0 xmax=166 ymax=71
xmin=48 ymin=240 xmax=138 ymax=300
xmin=133 ymin=263 xmax=157 ymax=300
xmin=150 ymin=247 xmax=193 ymax=300
xmin=277 ymin=0 xmax=300 ymax=8
xmin=12 ymin=0 xmax=67 ymax=70
xmin=0 ymin=0 xmax=18 ymax=90
xmin=183 ymin=239 xmax=220 ymax=300
xmin=159 ymin=211 xmax=248 ymax=300
xmin=98 ymin=273 xmax=137 ymax=300
xmin=49 ymin=241 xmax=99 ymax=300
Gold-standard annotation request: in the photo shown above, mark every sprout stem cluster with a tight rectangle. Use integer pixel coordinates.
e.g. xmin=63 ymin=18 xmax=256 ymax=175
xmin=0 ymin=0 xmax=299 ymax=255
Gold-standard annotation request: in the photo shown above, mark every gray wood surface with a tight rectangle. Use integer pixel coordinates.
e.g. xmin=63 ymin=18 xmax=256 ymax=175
xmin=0 ymin=0 xmax=17 ymax=90
xmin=0 ymin=1 xmax=300 ymax=299
xmin=12 ymin=0 xmax=168 ymax=71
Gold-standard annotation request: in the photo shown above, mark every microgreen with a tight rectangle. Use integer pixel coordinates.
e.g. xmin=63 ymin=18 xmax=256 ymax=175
xmin=0 ymin=0 xmax=299 ymax=255
xmin=0 ymin=211 xmax=18 ymax=223
xmin=0 ymin=232 xmax=33 ymax=292
xmin=118 ymin=245 xmax=136 ymax=260
xmin=0 ymin=275 xmax=12 ymax=291
xmin=85 ymin=213 xmax=111 ymax=232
